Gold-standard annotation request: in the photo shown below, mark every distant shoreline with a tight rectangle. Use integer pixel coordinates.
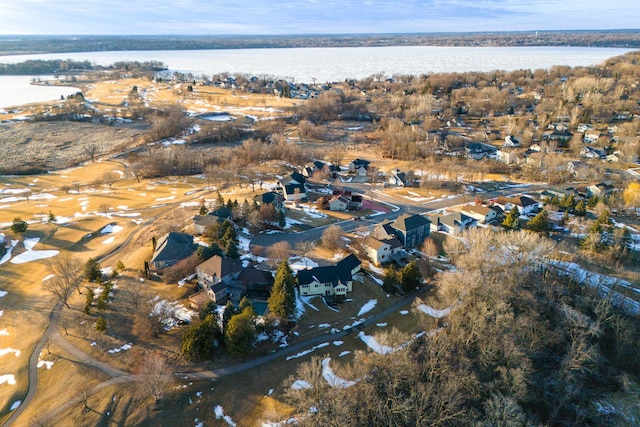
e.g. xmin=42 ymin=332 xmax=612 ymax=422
xmin=1 ymin=30 xmax=640 ymax=56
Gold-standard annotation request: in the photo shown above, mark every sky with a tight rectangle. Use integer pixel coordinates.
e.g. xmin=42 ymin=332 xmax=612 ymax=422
xmin=0 ymin=0 xmax=638 ymax=35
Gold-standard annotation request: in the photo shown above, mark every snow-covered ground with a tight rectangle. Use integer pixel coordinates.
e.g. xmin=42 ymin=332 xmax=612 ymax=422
xmin=101 ymin=224 xmax=123 ymax=234
xmin=321 ymin=358 xmax=356 ymax=388
xmin=285 ymin=342 xmax=329 ymax=361
xmin=291 ymin=379 xmax=311 ymax=390
xmin=357 ymin=332 xmax=393 ymax=354
xmin=416 ymin=304 xmax=452 ymax=318
xmin=0 ymin=375 xmax=16 ymax=385
xmin=357 ymin=299 xmax=377 ymax=316
xmin=214 ymin=405 xmax=237 ymax=426
xmin=10 ymin=237 xmax=59 ymax=264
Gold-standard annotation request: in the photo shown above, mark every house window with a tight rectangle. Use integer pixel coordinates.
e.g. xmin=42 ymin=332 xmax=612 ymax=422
xmin=301 ymin=284 xmax=309 ymax=289
xmin=325 ymin=290 xmax=331 ymax=296
xmin=314 ymin=284 xmax=319 ymax=288
xmin=381 ymin=254 xmax=386 ymax=259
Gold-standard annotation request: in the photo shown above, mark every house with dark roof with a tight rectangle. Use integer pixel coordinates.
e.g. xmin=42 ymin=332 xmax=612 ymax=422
xmin=150 ymin=232 xmax=197 ymax=269
xmin=277 ymin=172 xmax=307 ymax=201
xmin=362 ymin=236 xmax=404 ymax=266
xmin=387 ymin=169 xmax=409 ymax=187
xmin=587 ymin=182 xmax=616 ymax=198
xmin=235 ymin=265 xmax=274 ymax=300
xmin=303 ymin=160 xmax=339 ymax=179
xmin=387 ymin=213 xmax=431 ymax=248
xmin=492 ymin=195 xmax=541 ymax=216
xmin=297 ymin=255 xmax=361 ymax=301
xmin=195 ymin=255 xmax=243 ymax=303
xmin=254 ymin=191 xmax=285 ymax=211
xmin=348 ymin=158 xmax=370 ymax=176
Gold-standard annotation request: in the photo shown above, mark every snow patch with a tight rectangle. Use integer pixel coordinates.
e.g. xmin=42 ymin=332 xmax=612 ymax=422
xmin=286 ymin=342 xmax=330 ymax=361
xmin=0 ymin=375 xmax=16 ymax=385
xmin=357 ymin=299 xmax=377 ymax=316
xmin=357 ymin=332 xmax=393 ymax=354
xmin=322 ymin=358 xmax=356 ymax=388
xmin=416 ymin=304 xmax=452 ymax=318
xmin=214 ymin=405 xmax=236 ymax=426
xmin=291 ymin=379 xmax=311 ymax=390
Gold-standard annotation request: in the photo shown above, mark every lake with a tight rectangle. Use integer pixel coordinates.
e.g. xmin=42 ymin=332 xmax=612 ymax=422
xmin=0 ymin=46 xmax=635 ymax=109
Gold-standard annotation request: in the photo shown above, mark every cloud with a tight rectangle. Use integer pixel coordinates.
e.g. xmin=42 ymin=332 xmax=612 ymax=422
xmin=0 ymin=0 xmax=638 ymax=34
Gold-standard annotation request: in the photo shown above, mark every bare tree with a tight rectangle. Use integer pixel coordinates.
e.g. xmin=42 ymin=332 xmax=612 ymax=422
xmin=267 ymin=241 xmax=292 ymax=264
xmin=321 ymin=224 xmax=345 ymax=250
xmin=42 ymin=254 xmax=84 ymax=308
xmin=138 ymin=353 xmax=172 ymax=403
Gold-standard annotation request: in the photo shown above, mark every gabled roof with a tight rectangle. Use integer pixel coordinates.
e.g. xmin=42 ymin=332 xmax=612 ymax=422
xmin=210 ymin=206 xmax=231 ymax=219
xmin=193 ymin=214 xmax=218 ymax=228
xmin=283 ymin=182 xmax=306 ymax=195
xmin=254 ymin=191 xmax=284 ymax=205
xmin=363 ymin=236 xmax=402 ymax=251
xmin=437 ymin=212 xmax=474 ymax=229
xmin=461 ymin=204 xmax=493 ymax=216
xmin=297 ymin=255 xmax=360 ymax=288
xmin=197 ymin=255 xmax=243 ymax=278
xmin=391 ymin=213 xmax=431 ymax=232
xmin=236 ymin=265 xmax=274 ymax=285
xmin=280 ymin=171 xmax=306 ymax=186
xmin=337 ymin=254 xmax=361 ymax=274
xmin=350 ymin=158 xmax=370 ymax=168
xmin=151 ymin=232 xmax=196 ymax=265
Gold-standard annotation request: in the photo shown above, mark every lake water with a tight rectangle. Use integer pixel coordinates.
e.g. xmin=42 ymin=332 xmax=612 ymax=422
xmin=0 ymin=46 xmax=635 ymax=109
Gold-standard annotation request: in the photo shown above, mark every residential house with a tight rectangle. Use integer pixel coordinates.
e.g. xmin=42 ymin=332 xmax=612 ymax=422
xmin=543 ymin=129 xmax=573 ymax=145
xmin=235 ymin=266 xmax=274 ymax=300
xmin=193 ymin=214 xmax=218 ymax=235
xmin=377 ymin=213 xmax=431 ymax=249
xmin=329 ymin=195 xmax=349 ymax=211
xmin=195 ymin=255 xmax=243 ymax=304
xmin=431 ymin=212 xmax=477 ymax=234
xmin=278 ymin=171 xmax=307 ymax=201
xmin=577 ymin=123 xmax=593 ymax=133
xmin=362 ymin=236 xmax=404 ymax=266
xmin=460 ymin=204 xmax=498 ymax=224
xmin=587 ymin=182 xmax=616 ymax=198
xmin=297 ymin=255 xmax=361 ymax=301
xmin=349 ymin=158 xmax=370 ymax=176
xmin=254 ymin=191 xmax=285 ymax=211
xmin=496 ymin=148 xmax=520 ymax=165
xmin=503 ymin=135 xmax=520 ymax=147
xmin=150 ymin=232 xmax=197 ymax=270
xmin=584 ymin=130 xmax=601 ymax=144
xmin=493 ymin=195 xmax=541 ymax=216
xmin=580 ymin=146 xmax=605 ymax=160
xmin=465 ymin=142 xmax=496 ymax=160
xmin=303 ymin=160 xmax=339 ymax=179
xmin=387 ymin=169 xmax=409 ymax=187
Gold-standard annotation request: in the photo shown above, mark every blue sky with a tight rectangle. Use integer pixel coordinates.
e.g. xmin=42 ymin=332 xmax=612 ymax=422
xmin=0 ymin=0 xmax=638 ymax=35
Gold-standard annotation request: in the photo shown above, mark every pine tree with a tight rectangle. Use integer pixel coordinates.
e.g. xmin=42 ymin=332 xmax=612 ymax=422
xmin=502 ymin=206 xmax=520 ymax=229
xmin=48 ymin=210 xmax=56 ymax=223
xmin=528 ymin=209 xmax=550 ymax=233
xmin=400 ymin=261 xmax=422 ymax=293
xmin=182 ymin=314 xmax=222 ymax=361
xmin=224 ymin=306 xmax=256 ymax=357
xmin=11 ymin=217 xmax=28 ymax=235
xmin=222 ymin=300 xmax=237 ymax=331
xmin=199 ymin=203 xmax=207 ymax=215
xmin=84 ymin=258 xmax=102 ymax=282
xmin=574 ymin=200 xmax=587 ymax=217
xmin=225 ymin=239 xmax=239 ymax=259
xmin=268 ymin=259 xmax=296 ymax=320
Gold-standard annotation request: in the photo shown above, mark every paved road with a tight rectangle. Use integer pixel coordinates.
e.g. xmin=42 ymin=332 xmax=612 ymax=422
xmin=250 ymin=182 xmax=544 ymax=252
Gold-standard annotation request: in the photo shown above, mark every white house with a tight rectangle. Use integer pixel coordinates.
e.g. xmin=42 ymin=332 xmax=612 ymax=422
xmin=460 ymin=204 xmax=498 ymax=224
xmin=362 ymin=236 xmax=403 ymax=266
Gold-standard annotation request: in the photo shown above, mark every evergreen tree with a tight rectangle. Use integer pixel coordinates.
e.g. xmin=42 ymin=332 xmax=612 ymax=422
xmin=199 ymin=203 xmax=207 ymax=215
xmin=48 ymin=210 xmax=56 ymax=223
xmin=222 ymin=224 xmax=238 ymax=247
xmin=239 ymin=296 xmax=253 ymax=312
xmin=587 ymin=195 xmax=599 ymax=208
xmin=199 ymin=301 xmax=218 ymax=321
xmin=84 ymin=288 xmax=94 ymax=314
xmin=116 ymin=260 xmax=126 ymax=271
xmin=502 ymin=206 xmax=520 ymax=229
xmin=84 ymin=258 xmax=102 ymax=282
xmin=277 ymin=209 xmax=286 ymax=228
xmin=225 ymin=239 xmax=239 ymax=259
xmin=382 ymin=266 xmax=399 ymax=294
xmin=528 ymin=209 xmax=550 ymax=233
xmin=574 ymin=200 xmax=587 ymax=217
xmin=268 ymin=259 xmax=296 ymax=320
xmin=10 ymin=217 xmax=28 ymax=235
xmin=222 ymin=300 xmax=237 ymax=331
xmin=182 ymin=314 xmax=222 ymax=360
xmin=216 ymin=193 xmax=225 ymax=209
xmin=95 ymin=316 xmax=107 ymax=332
xmin=224 ymin=306 xmax=256 ymax=357
xmin=400 ymin=261 xmax=422 ymax=293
